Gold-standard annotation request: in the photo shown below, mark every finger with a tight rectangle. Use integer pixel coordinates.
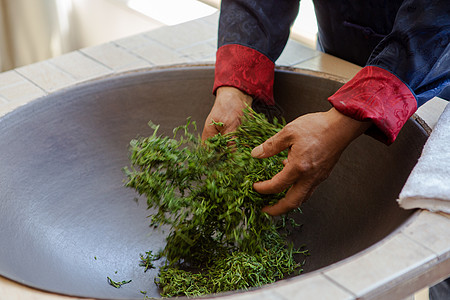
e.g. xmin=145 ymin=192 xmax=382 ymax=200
xmin=201 ymin=116 xmax=224 ymax=141
xmin=282 ymin=159 xmax=288 ymax=166
xmin=253 ymin=163 xmax=299 ymax=194
xmin=262 ymin=198 xmax=296 ymax=216
xmin=251 ymin=129 xmax=291 ymax=159
xmin=262 ymin=180 xmax=313 ymax=216
xmin=201 ymin=123 xmax=219 ymax=141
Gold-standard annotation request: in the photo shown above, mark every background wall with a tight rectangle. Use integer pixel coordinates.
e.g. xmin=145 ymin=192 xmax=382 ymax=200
xmin=0 ymin=0 xmax=317 ymax=72
xmin=0 ymin=0 xmax=165 ymax=71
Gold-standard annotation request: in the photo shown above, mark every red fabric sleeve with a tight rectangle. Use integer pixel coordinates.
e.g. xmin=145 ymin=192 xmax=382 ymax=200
xmin=213 ymin=44 xmax=275 ymax=105
xmin=328 ymin=66 xmax=417 ymax=144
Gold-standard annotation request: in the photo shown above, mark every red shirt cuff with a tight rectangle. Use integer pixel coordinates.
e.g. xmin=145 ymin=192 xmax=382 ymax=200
xmin=213 ymin=44 xmax=275 ymax=105
xmin=328 ymin=66 xmax=417 ymax=144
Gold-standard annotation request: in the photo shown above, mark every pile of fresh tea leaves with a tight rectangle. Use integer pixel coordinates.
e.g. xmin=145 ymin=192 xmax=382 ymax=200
xmin=123 ymin=109 xmax=307 ymax=297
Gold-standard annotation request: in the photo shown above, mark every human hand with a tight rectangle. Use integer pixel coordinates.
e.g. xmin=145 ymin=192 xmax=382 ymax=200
xmin=202 ymin=87 xmax=252 ymax=141
xmin=251 ymin=108 xmax=372 ymax=216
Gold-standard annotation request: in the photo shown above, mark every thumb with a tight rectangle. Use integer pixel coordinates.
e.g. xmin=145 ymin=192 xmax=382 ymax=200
xmin=251 ymin=131 xmax=290 ymax=159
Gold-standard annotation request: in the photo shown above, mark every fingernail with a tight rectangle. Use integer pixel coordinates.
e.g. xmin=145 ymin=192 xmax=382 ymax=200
xmin=251 ymin=145 xmax=264 ymax=158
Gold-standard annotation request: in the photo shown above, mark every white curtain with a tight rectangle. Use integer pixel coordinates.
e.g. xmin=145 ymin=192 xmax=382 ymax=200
xmin=0 ymin=0 xmax=75 ymax=72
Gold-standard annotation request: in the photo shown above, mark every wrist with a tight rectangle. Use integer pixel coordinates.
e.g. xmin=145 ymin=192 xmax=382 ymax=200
xmin=216 ymin=87 xmax=253 ymax=107
xmin=325 ymin=108 xmax=372 ymax=144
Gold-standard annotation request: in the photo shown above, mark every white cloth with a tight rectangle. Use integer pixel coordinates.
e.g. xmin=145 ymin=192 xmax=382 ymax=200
xmin=398 ymin=103 xmax=450 ymax=213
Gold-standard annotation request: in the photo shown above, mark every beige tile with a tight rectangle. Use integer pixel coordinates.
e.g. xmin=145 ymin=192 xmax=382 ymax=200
xmin=199 ymin=11 xmax=220 ymax=26
xmin=214 ymin=289 xmax=282 ymax=300
xmin=271 ymin=274 xmax=354 ymax=300
xmin=114 ymin=34 xmax=154 ymax=52
xmin=324 ymin=233 xmax=435 ymax=297
xmin=416 ymin=97 xmax=448 ymax=130
xmin=414 ymin=287 xmax=430 ymax=300
xmin=0 ymin=69 xmax=26 ymax=86
xmin=207 ymin=39 xmax=218 ymax=49
xmin=201 ymin=40 xmax=218 ymax=62
xmin=402 ymin=211 xmax=450 ymax=256
xmin=132 ymin=40 xmax=193 ymax=65
xmin=16 ymin=61 xmax=77 ymax=92
xmin=49 ymin=51 xmax=113 ymax=81
xmin=276 ymin=40 xmax=319 ymax=66
xmin=0 ymin=70 xmax=46 ymax=103
xmin=0 ymin=80 xmax=46 ymax=104
xmin=178 ymin=41 xmax=217 ymax=61
xmin=145 ymin=19 xmax=217 ymax=50
xmin=294 ymin=53 xmax=361 ymax=81
xmin=202 ymin=55 xmax=217 ymax=63
xmin=115 ymin=34 xmax=192 ymax=65
xmin=17 ymin=52 xmax=112 ymax=93
xmin=81 ymin=42 xmax=151 ymax=72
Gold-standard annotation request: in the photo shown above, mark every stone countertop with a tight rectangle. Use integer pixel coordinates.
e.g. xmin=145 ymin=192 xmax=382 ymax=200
xmin=1 ymin=13 xmax=449 ymax=300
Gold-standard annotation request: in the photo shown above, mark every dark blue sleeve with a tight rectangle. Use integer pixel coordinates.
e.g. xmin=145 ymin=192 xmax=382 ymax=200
xmin=368 ymin=0 xmax=450 ymax=106
xmin=218 ymin=0 xmax=300 ymax=62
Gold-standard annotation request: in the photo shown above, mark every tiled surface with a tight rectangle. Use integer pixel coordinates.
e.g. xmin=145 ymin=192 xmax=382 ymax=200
xmin=143 ymin=18 xmax=217 ymax=50
xmin=49 ymin=51 xmax=113 ymax=81
xmin=0 ymin=12 xmax=449 ymax=300
xmin=416 ymin=97 xmax=449 ymax=130
xmin=1 ymin=12 xmax=327 ymax=104
xmin=200 ymin=12 xmax=220 ymax=26
xmin=177 ymin=40 xmax=217 ymax=62
xmin=215 ymin=289 xmax=281 ymax=300
xmin=402 ymin=211 xmax=450 ymax=256
xmin=131 ymin=38 xmax=195 ymax=65
xmin=15 ymin=51 xmax=114 ymax=94
xmin=295 ymin=53 xmax=361 ymax=81
xmin=0 ymin=70 xmax=46 ymax=103
xmin=115 ymin=34 xmax=193 ymax=65
xmin=276 ymin=39 xmax=319 ymax=66
xmin=324 ymin=233 xmax=436 ymax=297
xmin=15 ymin=61 xmax=77 ymax=93
xmin=113 ymin=33 xmax=156 ymax=52
xmin=81 ymin=42 xmax=151 ymax=72
xmin=270 ymin=274 xmax=354 ymax=300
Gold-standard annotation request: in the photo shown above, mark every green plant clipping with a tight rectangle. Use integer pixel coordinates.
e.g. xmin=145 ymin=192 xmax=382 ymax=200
xmin=124 ymin=108 xmax=307 ymax=297
xmin=107 ymin=277 xmax=132 ymax=288
xmin=139 ymin=251 xmax=157 ymax=272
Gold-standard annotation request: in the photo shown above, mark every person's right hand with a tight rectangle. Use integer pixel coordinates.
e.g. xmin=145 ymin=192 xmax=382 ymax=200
xmin=201 ymin=87 xmax=252 ymax=141
xmin=251 ymin=108 xmax=372 ymax=216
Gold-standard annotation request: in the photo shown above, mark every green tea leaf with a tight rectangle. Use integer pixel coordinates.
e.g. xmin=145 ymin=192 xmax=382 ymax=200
xmin=124 ymin=108 xmax=308 ymax=297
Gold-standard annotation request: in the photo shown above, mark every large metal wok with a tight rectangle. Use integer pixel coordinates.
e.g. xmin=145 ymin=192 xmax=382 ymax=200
xmin=0 ymin=66 xmax=428 ymax=299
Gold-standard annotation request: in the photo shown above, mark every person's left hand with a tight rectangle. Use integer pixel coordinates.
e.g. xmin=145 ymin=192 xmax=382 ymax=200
xmin=202 ymin=87 xmax=252 ymax=141
xmin=251 ymin=108 xmax=371 ymax=216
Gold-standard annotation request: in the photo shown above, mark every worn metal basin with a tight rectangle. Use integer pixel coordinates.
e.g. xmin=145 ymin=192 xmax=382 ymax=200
xmin=0 ymin=66 xmax=428 ymax=299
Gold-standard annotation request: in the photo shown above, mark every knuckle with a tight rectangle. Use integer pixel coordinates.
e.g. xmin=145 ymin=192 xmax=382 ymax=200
xmin=282 ymin=123 xmax=297 ymax=139
xmin=293 ymin=160 xmax=315 ymax=174
xmin=264 ymin=137 xmax=275 ymax=149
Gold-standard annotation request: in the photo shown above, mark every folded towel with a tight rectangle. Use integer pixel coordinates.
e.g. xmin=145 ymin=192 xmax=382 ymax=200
xmin=398 ymin=102 xmax=450 ymax=213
